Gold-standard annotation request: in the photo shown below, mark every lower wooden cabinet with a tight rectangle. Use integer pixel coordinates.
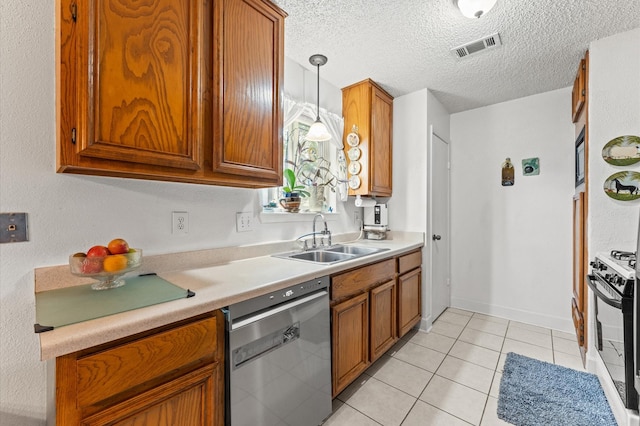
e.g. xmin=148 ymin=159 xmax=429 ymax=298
xmin=55 ymin=311 xmax=225 ymax=426
xmin=330 ymin=252 xmax=423 ymax=397
xmin=370 ymin=279 xmax=397 ymax=360
xmin=81 ymin=365 xmax=218 ymax=426
xmin=397 ymin=250 xmax=422 ymax=337
xmin=331 ymin=292 xmax=369 ymax=396
xmin=330 ymin=259 xmax=396 ymax=396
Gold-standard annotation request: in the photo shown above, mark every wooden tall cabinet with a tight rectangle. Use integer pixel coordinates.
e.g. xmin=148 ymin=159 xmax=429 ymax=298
xmin=571 ymin=51 xmax=589 ymax=364
xmin=55 ymin=311 xmax=225 ymax=425
xmin=342 ymin=79 xmax=393 ymax=197
xmin=56 ymin=0 xmax=285 ymax=188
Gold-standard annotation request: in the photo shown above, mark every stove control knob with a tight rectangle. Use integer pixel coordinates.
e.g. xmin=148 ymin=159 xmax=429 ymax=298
xmin=598 ymin=263 xmax=607 ymax=271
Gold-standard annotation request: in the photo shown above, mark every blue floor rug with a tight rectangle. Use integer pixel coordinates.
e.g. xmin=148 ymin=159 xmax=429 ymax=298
xmin=498 ymin=352 xmax=617 ymax=426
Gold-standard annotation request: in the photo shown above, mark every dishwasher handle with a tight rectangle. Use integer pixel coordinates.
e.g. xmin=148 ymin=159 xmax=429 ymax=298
xmin=230 ymin=289 xmax=328 ymax=330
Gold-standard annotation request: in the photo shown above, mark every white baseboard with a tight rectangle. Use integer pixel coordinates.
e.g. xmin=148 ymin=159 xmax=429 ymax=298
xmin=419 ymin=314 xmax=432 ymax=333
xmin=450 ymin=297 xmax=574 ymax=334
xmin=590 ymin=351 xmax=639 ymax=426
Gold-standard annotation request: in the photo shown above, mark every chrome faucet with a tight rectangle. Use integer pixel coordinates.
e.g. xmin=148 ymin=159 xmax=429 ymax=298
xmin=312 ymin=213 xmax=331 ymax=248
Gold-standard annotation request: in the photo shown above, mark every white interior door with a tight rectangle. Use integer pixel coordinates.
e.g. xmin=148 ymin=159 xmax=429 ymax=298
xmin=430 ymin=127 xmax=450 ymax=321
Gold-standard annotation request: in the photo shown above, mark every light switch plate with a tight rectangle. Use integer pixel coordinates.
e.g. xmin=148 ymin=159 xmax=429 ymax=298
xmin=236 ymin=212 xmax=253 ymax=232
xmin=0 ymin=212 xmax=29 ymax=243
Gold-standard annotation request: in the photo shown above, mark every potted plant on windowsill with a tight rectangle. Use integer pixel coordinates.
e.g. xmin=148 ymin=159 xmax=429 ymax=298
xmin=280 ymin=168 xmax=309 ymax=212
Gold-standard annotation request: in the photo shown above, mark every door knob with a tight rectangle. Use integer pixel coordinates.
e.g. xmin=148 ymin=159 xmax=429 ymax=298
xmin=432 ymin=234 xmax=441 ymax=241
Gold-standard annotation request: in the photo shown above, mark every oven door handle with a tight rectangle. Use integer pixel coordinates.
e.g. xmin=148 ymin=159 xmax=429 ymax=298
xmin=586 ymin=275 xmax=622 ymax=309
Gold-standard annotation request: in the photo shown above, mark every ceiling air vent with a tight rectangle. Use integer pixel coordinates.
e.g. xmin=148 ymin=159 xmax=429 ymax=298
xmin=451 ymin=32 xmax=502 ymax=59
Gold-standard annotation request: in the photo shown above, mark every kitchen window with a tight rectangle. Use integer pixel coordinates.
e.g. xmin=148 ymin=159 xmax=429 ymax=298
xmin=261 ymin=97 xmax=346 ymax=215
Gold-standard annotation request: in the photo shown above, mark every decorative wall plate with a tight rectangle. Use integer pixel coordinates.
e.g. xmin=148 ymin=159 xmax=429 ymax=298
xmin=349 ymin=175 xmax=361 ymax=189
xmin=348 ymin=147 xmax=361 ymax=161
xmin=347 ymin=132 xmax=360 ymax=147
xmin=602 ymin=135 xmax=640 ymax=166
xmin=604 ymin=171 xmax=640 ymax=201
xmin=348 ymin=160 xmax=361 ymax=175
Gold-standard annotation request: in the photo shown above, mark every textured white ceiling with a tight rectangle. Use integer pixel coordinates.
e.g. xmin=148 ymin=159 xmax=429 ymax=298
xmin=273 ymin=0 xmax=640 ymax=113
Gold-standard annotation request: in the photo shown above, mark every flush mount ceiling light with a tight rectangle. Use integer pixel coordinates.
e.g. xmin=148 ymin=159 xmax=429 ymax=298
xmin=306 ymin=54 xmax=332 ymax=142
xmin=455 ymin=0 xmax=497 ymax=18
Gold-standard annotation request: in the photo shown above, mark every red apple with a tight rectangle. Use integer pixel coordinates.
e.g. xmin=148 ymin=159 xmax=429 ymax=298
xmin=107 ymin=238 xmax=129 ymax=255
xmin=81 ymin=258 xmax=103 ymax=274
xmin=87 ymin=245 xmax=110 ymax=258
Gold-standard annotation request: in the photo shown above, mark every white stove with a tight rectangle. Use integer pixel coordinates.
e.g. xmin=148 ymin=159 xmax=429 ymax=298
xmin=589 ymin=250 xmax=637 ymax=409
xmin=593 ymin=251 xmax=636 ymax=293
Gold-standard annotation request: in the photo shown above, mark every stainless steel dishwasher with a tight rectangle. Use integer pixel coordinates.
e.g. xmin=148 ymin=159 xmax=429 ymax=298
xmin=225 ymin=276 xmax=332 ymax=426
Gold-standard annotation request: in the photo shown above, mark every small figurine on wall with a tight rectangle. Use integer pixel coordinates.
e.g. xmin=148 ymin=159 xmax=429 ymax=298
xmin=502 ymin=158 xmax=514 ymax=186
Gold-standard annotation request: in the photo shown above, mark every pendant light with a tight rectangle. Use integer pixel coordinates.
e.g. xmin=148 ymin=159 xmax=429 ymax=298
xmin=306 ymin=54 xmax=332 ymax=142
xmin=455 ymin=0 xmax=497 ymax=18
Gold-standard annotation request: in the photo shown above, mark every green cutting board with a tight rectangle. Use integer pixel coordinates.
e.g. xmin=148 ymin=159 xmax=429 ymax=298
xmin=35 ymin=274 xmax=193 ymax=332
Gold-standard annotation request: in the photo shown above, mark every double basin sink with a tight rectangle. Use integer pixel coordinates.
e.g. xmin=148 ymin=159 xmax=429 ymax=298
xmin=273 ymin=244 xmax=389 ymax=265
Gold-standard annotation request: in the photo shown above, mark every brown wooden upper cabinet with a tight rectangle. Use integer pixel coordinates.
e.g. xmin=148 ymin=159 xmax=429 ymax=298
xmin=571 ymin=58 xmax=586 ymax=123
xmin=342 ymin=79 xmax=393 ymax=197
xmin=56 ymin=0 xmax=286 ymax=188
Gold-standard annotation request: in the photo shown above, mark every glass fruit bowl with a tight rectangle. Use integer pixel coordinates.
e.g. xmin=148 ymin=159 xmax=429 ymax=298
xmin=69 ymin=249 xmax=143 ymax=290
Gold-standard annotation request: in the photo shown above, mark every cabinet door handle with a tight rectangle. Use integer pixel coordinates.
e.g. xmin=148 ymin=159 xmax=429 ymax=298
xmin=432 ymin=234 xmax=441 ymax=241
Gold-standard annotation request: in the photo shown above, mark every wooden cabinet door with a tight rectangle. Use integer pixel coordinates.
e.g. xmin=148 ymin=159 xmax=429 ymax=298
xmin=370 ymin=279 xmax=397 ymax=362
xmin=398 ymin=267 xmax=422 ymax=337
xmin=56 ymin=312 xmax=224 ymax=425
xmin=59 ymin=0 xmax=208 ymax=172
xmin=81 ymin=364 xmax=221 ymax=426
xmin=342 ymin=79 xmax=393 ymax=197
xmin=572 ymin=192 xmax=587 ymax=358
xmin=331 ymin=292 xmax=369 ymax=397
xmin=572 ymin=59 xmax=586 ymax=123
xmin=370 ymin=86 xmax=393 ymax=196
xmin=57 ymin=0 xmax=285 ymax=188
xmin=213 ymin=0 xmax=284 ymax=183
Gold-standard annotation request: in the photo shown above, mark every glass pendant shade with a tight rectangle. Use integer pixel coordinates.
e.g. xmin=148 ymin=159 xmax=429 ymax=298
xmin=456 ymin=0 xmax=497 ymax=18
xmin=307 ymin=54 xmax=331 ymax=142
xmin=306 ymin=118 xmax=332 ymax=142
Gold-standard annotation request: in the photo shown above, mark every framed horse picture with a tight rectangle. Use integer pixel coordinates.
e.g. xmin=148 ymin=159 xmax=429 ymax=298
xmin=575 ymin=126 xmax=585 ymax=187
xmin=604 ymin=171 xmax=640 ymax=201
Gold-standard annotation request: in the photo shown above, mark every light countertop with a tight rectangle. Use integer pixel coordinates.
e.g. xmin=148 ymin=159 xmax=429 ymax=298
xmin=35 ymin=232 xmax=424 ymax=360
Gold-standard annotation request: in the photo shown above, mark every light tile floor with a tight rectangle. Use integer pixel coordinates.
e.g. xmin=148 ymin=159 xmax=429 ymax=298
xmin=323 ymin=307 xmax=585 ymax=426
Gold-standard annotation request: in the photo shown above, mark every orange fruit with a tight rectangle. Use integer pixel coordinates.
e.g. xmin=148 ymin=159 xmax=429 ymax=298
xmin=103 ymin=254 xmax=128 ymax=272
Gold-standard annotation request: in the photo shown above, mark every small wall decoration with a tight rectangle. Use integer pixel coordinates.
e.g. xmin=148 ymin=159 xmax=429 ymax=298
xmin=522 ymin=157 xmax=540 ymax=176
xmin=602 ymin=135 xmax=640 ymax=166
xmin=501 ymin=158 xmax=514 ymax=186
xmin=603 ymin=171 xmax=640 ymax=201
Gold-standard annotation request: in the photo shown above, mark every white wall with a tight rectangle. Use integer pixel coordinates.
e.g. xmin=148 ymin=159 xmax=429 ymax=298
xmin=0 ymin=2 xmax=351 ymax=424
xmin=585 ymin=28 xmax=640 ymax=373
xmin=284 ymin=57 xmax=342 ymax=116
xmin=587 ymin=28 xmax=640 ymax=255
xmin=390 ymin=89 xmax=450 ymax=329
xmin=450 ymin=88 xmax=576 ymax=331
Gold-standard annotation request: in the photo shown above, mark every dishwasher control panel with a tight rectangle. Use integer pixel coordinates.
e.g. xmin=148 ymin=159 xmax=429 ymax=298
xmin=226 ymin=276 xmax=329 ymax=321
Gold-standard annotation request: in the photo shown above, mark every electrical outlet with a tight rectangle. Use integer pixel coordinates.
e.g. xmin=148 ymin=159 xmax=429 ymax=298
xmin=172 ymin=211 xmax=189 ymax=235
xmin=236 ymin=212 xmax=253 ymax=232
